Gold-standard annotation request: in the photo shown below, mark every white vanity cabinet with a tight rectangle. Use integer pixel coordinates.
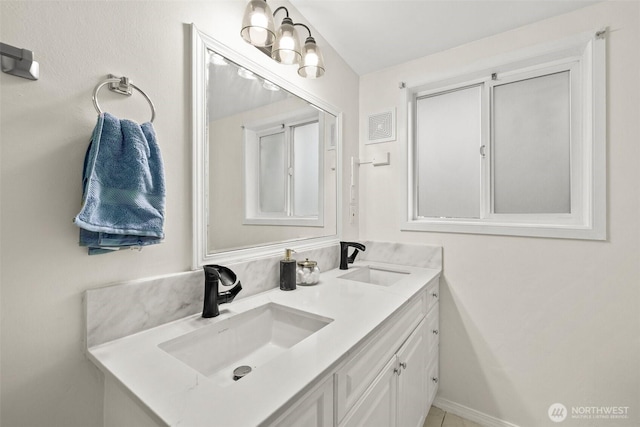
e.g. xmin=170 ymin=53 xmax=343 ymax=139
xmin=267 ymin=276 xmax=440 ymax=427
xmin=340 ymin=317 xmax=428 ymax=427
xmin=334 ymin=293 xmax=426 ymax=423
xmin=336 ymin=278 xmax=439 ymax=427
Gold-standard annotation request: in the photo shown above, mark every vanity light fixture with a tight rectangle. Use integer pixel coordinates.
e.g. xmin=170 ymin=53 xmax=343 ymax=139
xmin=271 ymin=7 xmax=302 ymax=65
xmin=240 ymin=0 xmax=276 ymax=47
xmin=295 ymin=23 xmax=325 ymax=79
xmin=240 ymin=1 xmax=325 ymax=78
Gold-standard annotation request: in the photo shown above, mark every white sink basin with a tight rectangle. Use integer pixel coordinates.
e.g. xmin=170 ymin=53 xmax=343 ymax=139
xmin=158 ymin=303 xmax=332 ymax=386
xmin=338 ymin=266 xmax=409 ymax=287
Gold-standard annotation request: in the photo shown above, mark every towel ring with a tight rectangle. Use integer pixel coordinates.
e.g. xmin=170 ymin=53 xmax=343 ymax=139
xmin=92 ymin=76 xmax=156 ymax=123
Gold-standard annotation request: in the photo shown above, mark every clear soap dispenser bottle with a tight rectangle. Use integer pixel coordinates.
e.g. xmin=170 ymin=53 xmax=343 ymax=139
xmin=280 ymin=248 xmax=296 ymax=291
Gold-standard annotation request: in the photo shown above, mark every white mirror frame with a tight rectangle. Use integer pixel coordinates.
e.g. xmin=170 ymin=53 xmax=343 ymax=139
xmin=191 ymin=24 xmax=342 ymax=268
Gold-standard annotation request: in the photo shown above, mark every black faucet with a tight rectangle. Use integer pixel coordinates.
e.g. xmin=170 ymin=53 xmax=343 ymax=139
xmin=202 ymin=265 xmax=242 ymax=318
xmin=339 ymin=241 xmax=366 ymax=270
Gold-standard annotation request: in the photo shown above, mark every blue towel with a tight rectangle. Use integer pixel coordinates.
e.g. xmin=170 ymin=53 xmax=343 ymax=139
xmin=74 ymin=112 xmax=165 ymax=254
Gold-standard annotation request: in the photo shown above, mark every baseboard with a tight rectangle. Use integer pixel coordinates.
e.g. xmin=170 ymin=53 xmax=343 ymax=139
xmin=433 ymin=397 xmax=521 ymax=427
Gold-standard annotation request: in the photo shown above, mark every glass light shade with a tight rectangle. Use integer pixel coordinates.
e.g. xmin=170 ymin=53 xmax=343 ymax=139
xmin=298 ymin=37 xmax=325 ymax=78
xmin=209 ymin=52 xmax=228 ymax=66
xmin=271 ymin=17 xmax=301 ymax=65
xmin=263 ymin=80 xmax=280 ymax=91
xmin=237 ymin=67 xmax=257 ymax=80
xmin=240 ymin=0 xmax=276 ymax=47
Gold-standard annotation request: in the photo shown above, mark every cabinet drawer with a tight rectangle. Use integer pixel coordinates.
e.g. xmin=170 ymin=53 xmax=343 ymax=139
xmin=335 ymin=296 xmax=424 ymax=423
xmin=426 ymin=303 xmax=439 ymax=349
xmin=426 ymin=278 xmax=440 ymax=313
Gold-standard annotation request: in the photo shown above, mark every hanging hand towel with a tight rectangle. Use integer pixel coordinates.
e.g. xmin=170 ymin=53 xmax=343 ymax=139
xmin=74 ymin=112 xmax=165 ymax=254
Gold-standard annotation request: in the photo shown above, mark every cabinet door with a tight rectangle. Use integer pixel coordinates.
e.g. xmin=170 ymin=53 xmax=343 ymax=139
xmin=271 ymin=377 xmax=333 ymax=427
xmin=398 ymin=318 xmax=429 ymax=427
xmin=340 ymin=357 xmax=398 ymax=427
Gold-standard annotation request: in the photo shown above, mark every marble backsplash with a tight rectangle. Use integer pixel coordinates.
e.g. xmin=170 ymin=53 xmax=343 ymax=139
xmin=85 ymin=241 xmax=441 ymax=348
xmin=359 ymin=240 xmax=442 ymax=269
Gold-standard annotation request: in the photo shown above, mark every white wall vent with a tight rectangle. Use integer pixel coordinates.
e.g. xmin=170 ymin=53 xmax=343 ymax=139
xmin=367 ymin=109 xmax=396 ymax=144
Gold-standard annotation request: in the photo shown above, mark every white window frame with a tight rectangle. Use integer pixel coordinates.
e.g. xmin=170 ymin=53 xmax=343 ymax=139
xmin=401 ymin=30 xmax=606 ymax=240
xmin=243 ymin=111 xmax=325 ymax=227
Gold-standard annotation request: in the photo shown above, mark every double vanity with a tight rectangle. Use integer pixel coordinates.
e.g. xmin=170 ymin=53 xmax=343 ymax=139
xmin=81 ymin=25 xmax=447 ymax=427
xmin=87 ymin=258 xmax=441 ymax=427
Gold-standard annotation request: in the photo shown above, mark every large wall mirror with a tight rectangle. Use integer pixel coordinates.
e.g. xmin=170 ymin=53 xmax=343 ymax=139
xmin=192 ymin=25 xmax=341 ymax=267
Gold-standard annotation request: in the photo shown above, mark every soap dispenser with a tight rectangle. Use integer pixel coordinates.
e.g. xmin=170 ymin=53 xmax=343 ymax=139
xmin=280 ymin=248 xmax=297 ymax=291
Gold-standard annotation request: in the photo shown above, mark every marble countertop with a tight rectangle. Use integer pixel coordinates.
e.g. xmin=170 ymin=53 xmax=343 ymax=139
xmin=87 ymin=261 xmax=441 ymax=427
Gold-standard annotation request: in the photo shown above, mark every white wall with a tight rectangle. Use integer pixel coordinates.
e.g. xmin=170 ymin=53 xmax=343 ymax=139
xmin=0 ymin=1 xmax=358 ymax=426
xmin=359 ymin=2 xmax=639 ymax=426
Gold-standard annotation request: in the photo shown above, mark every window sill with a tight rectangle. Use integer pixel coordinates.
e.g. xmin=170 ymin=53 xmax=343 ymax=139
xmin=401 ymin=219 xmax=606 ymax=241
xmin=243 ymin=217 xmax=324 ymax=228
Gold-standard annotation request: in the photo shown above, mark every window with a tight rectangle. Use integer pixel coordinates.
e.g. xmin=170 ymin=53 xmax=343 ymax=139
xmin=244 ymin=113 xmax=323 ymax=226
xmin=403 ymin=31 xmax=606 ymax=240
xmin=492 ymin=70 xmax=572 ymax=215
xmin=416 ymin=84 xmax=482 ymax=219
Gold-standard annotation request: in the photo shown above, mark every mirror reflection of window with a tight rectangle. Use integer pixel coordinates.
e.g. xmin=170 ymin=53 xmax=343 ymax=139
xmin=248 ymin=117 xmax=322 ymax=223
xmin=293 ymin=121 xmax=320 ymax=217
xmin=259 ymin=131 xmax=287 ymax=213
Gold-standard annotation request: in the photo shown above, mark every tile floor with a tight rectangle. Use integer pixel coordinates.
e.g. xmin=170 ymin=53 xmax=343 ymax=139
xmin=424 ymin=406 xmax=484 ymax=427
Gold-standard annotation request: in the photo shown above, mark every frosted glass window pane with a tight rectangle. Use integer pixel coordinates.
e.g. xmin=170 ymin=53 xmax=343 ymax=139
xmin=416 ymin=86 xmax=482 ymax=218
xmin=493 ymin=72 xmax=571 ymax=214
xmin=293 ymin=122 xmax=319 ymax=216
xmin=259 ymin=132 xmax=286 ymax=213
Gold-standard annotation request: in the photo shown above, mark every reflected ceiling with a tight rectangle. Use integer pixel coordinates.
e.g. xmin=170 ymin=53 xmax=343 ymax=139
xmin=208 ymin=54 xmax=292 ymax=120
